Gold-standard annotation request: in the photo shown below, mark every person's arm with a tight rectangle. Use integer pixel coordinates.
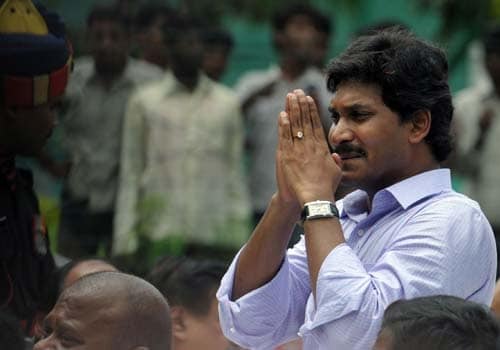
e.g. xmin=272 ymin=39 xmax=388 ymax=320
xmin=224 ymin=101 xmax=251 ymax=240
xmin=112 ymin=93 xmax=146 ymax=255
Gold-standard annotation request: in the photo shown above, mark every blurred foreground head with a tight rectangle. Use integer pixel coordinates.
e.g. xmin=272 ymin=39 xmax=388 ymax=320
xmin=373 ymin=295 xmax=500 ymax=350
xmin=148 ymin=256 xmax=229 ymax=350
xmin=35 ymin=271 xmax=172 ymax=350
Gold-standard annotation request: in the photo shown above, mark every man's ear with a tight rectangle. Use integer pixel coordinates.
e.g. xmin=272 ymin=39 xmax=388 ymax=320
xmin=171 ymin=306 xmax=188 ymax=341
xmin=408 ymin=110 xmax=431 ymax=144
xmin=272 ymin=32 xmax=285 ymax=51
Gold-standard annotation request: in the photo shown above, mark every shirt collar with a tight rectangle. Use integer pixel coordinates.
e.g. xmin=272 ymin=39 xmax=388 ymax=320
xmin=339 ymin=168 xmax=452 ymax=218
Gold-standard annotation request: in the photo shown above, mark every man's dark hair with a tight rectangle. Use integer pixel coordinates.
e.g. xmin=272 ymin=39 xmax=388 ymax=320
xmin=483 ymin=24 xmax=500 ymax=56
xmin=355 ymin=20 xmax=409 ymax=38
xmin=134 ymin=4 xmax=174 ymax=31
xmin=87 ymin=4 xmax=129 ymax=30
xmin=272 ymin=3 xmax=333 ymax=35
xmin=202 ymin=28 xmax=234 ymax=51
xmin=147 ymin=257 xmax=226 ymax=316
xmin=0 ymin=312 xmax=25 ymax=350
xmin=161 ymin=12 xmax=201 ymax=46
xmin=380 ymin=295 xmax=500 ymax=350
xmin=326 ymin=28 xmax=453 ymax=162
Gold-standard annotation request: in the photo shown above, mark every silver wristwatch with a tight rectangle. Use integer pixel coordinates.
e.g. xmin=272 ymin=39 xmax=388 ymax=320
xmin=300 ymin=200 xmax=338 ymax=224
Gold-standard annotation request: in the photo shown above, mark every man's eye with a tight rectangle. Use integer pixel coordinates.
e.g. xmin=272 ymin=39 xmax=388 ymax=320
xmin=330 ymin=111 xmax=340 ymax=123
xmin=350 ymin=111 xmax=372 ymax=120
xmin=58 ymin=331 xmax=84 ymax=347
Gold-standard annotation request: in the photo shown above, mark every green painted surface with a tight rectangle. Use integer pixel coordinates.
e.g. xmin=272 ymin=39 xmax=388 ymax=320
xmin=46 ymin=0 xmax=476 ymax=90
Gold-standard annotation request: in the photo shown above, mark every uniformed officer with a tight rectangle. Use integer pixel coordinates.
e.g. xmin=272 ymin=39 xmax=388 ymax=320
xmin=0 ymin=0 xmax=72 ymax=335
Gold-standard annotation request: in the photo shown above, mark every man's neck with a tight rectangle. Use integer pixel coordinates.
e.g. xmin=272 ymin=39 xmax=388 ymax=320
xmin=95 ymin=62 xmax=127 ymax=90
xmin=280 ymin=57 xmax=307 ymax=82
xmin=173 ymin=70 xmax=200 ymax=92
xmin=364 ymin=157 xmax=441 ymax=206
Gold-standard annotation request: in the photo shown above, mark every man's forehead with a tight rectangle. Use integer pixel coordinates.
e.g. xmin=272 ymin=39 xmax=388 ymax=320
xmin=329 ymin=82 xmax=383 ymax=108
xmin=53 ymin=292 xmax=123 ymax=328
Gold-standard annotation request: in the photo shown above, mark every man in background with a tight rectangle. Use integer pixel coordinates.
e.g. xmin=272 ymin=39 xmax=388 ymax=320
xmin=133 ymin=3 xmax=174 ymax=70
xmin=452 ymin=24 xmax=500 ymax=278
xmin=202 ymin=28 xmax=235 ymax=82
xmin=113 ymin=12 xmax=250 ymax=262
xmin=235 ymin=4 xmax=334 ymax=225
xmin=41 ymin=4 xmax=162 ymax=259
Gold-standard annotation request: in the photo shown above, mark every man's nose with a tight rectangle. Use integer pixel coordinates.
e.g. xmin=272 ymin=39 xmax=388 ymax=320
xmin=328 ymin=118 xmax=354 ymax=147
xmin=98 ymin=35 xmax=113 ymax=50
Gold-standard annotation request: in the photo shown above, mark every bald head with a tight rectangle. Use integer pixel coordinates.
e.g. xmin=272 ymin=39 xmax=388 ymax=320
xmin=36 ymin=272 xmax=171 ymax=350
xmin=62 ymin=259 xmax=118 ymax=290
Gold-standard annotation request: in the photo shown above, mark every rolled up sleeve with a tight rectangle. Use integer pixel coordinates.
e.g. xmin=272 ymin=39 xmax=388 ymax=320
xmin=217 ymin=243 xmax=311 ymax=349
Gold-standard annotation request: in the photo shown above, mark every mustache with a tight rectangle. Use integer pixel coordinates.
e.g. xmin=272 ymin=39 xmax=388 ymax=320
xmin=332 ymin=143 xmax=366 ymax=157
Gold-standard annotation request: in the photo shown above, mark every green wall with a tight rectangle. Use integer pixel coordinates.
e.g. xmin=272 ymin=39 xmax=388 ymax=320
xmin=48 ymin=0 xmax=476 ymax=90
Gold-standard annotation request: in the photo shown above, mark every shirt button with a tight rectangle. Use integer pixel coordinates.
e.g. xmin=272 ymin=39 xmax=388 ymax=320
xmin=230 ymin=327 xmax=236 ymax=333
xmin=357 ymin=229 xmax=365 ymax=237
xmin=297 ymin=332 xmax=302 ymax=337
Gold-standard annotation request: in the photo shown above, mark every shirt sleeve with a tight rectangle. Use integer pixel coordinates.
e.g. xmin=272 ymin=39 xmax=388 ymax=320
xmin=298 ymin=199 xmax=496 ymax=349
xmin=217 ymin=240 xmax=312 ymax=350
xmin=225 ymin=101 xmax=251 ymax=239
xmin=112 ymin=92 xmax=145 ymax=255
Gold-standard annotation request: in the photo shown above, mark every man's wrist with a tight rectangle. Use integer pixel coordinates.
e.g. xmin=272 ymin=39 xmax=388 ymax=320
xmin=271 ymin=193 xmax=301 ymax=217
xmin=298 ymin=193 xmax=335 ymax=207
xmin=300 ymin=200 xmax=339 ymax=226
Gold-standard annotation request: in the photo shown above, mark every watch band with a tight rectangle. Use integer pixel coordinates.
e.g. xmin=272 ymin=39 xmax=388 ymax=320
xmin=300 ymin=200 xmax=339 ymax=224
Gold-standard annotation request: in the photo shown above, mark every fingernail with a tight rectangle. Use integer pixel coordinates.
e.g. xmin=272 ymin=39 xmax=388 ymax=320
xmin=280 ymin=111 xmax=288 ymax=121
xmin=306 ymin=96 xmax=314 ymax=102
xmin=294 ymin=89 xmax=303 ymax=94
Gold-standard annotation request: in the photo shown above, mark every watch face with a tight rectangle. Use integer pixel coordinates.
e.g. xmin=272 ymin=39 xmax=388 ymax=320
xmin=308 ymin=202 xmax=333 ymax=216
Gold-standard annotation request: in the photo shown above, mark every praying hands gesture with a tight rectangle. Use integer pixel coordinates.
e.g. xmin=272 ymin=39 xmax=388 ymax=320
xmin=276 ymin=89 xmax=342 ymax=208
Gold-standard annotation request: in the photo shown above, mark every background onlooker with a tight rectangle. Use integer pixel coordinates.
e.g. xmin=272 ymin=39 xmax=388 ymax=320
xmin=113 ymin=12 xmax=250 ymax=264
xmin=133 ymin=3 xmax=174 ymax=70
xmin=148 ymin=257 xmax=231 ymax=350
xmin=235 ymin=4 xmax=333 ymax=225
xmin=40 ymin=4 xmax=162 ymax=259
xmin=451 ymin=24 xmax=500 ymax=277
xmin=202 ymin=28 xmax=235 ymax=82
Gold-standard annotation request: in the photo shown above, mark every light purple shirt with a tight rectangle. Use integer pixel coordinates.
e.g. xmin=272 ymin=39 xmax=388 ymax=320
xmin=217 ymin=169 xmax=497 ymax=350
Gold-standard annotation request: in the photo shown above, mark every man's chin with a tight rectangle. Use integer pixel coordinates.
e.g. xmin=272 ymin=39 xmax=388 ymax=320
xmin=339 ymin=169 xmax=363 ymax=187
